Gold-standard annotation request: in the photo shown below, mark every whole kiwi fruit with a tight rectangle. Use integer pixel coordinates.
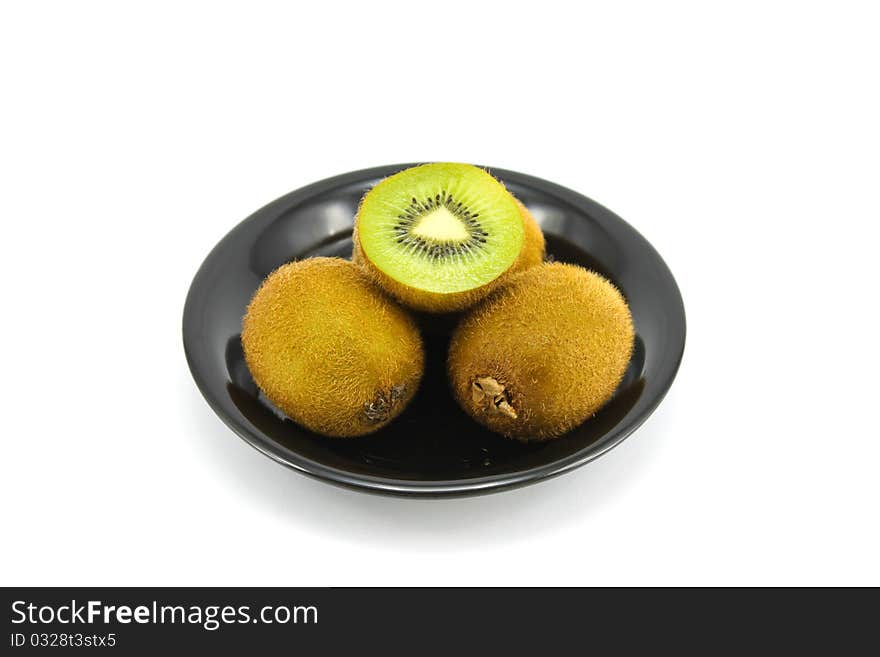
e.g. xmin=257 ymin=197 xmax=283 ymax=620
xmin=352 ymin=163 xmax=544 ymax=313
xmin=241 ymin=257 xmax=424 ymax=437
xmin=448 ymin=262 xmax=634 ymax=441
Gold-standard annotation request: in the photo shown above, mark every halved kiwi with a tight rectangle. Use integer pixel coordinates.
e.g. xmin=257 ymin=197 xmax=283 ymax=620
xmin=353 ymin=163 xmax=529 ymax=313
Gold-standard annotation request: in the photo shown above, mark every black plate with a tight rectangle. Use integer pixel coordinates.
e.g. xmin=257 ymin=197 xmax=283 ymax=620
xmin=183 ymin=164 xmax=685 ymax=497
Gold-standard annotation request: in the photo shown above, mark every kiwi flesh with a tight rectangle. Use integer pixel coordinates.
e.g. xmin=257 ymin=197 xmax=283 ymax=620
xmin=448 ymin=262 xmax=634 ymax=441
xmin=241 ymin=257 xmax=424 ymax=437
xmin=353 ymin=163 xmax=541 ymax=313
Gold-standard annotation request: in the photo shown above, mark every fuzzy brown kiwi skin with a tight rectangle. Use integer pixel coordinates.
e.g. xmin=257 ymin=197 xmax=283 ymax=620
xmin=241 ymin=257 xmax=424 ymax=438
xmin=512 ymin=198 xmax=545 ymax=270
xmin=447 ymin=262 xmax=634 ymax=441
xmin=352 ymin=197 xmax=545 ymax=314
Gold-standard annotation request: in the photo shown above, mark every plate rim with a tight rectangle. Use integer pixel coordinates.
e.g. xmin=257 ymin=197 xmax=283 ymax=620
xmin=183 ymin=163 xmax=686 ymax=497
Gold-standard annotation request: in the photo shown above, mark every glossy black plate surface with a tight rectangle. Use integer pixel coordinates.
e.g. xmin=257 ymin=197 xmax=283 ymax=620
xmin=183 ymin=164 xmax=685 ymax=497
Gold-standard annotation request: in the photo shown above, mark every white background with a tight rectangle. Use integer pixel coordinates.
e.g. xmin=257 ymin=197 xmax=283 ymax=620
xmin=2 ymin=1 xmax=878 ymax=586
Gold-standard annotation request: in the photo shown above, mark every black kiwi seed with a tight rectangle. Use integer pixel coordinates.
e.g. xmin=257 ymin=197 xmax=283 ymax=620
xmin=391 ymin=191 xmax=489 ymax=261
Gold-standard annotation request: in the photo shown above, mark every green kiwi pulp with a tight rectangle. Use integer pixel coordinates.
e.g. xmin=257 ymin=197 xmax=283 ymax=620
xmin=356 ymin=163 xmax=525 ymax=295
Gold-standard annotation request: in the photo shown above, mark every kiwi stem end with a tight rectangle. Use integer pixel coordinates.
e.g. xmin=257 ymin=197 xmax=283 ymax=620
xmin=472 ymin=377 xmax=518 ymax=419
xmin=363 ymin=383 xmax=407 ymax=424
